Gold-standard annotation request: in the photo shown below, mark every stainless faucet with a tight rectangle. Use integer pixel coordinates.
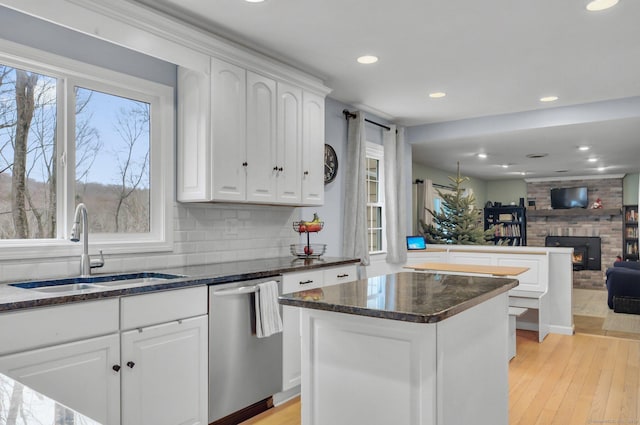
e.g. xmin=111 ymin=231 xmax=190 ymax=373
xmin=70 ymin=203 xmax=105 ymax=277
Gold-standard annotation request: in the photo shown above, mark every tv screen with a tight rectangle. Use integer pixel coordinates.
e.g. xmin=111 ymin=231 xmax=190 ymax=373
xmin=550 ymin=187 xmax=588 ymax=209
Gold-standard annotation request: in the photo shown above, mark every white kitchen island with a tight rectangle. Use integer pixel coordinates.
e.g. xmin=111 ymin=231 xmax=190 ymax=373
xmin=279 ymin=272 xmax=518 ymax=425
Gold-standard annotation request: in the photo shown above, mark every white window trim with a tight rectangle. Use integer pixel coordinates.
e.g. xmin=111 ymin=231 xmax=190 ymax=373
xmin=0 ymin=38 xmax=174 ymax=260
xmin=366 ymin=142 xmax=386 ymax=255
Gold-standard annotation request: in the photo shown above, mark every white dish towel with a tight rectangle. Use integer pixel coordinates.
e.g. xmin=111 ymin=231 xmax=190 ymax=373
xmin=255 ymin=280 xmax=283 ymax=338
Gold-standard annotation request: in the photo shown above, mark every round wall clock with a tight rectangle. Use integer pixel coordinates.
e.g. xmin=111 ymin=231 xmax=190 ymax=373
xmin=324 ymin=144 xmax=338 ymax=184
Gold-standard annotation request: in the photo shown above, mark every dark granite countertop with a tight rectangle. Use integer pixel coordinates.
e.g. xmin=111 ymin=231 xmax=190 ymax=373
xmin=279 ymin=271 xmax=518 ymax=323
xmin=0 ymin=256 xmax=359 ymax=312
xmin=0 ymin=372 xmax=101 ymax=424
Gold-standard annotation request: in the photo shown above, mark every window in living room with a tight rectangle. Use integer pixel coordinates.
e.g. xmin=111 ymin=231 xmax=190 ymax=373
xmin=366 ymin=143 xmax=385 ymax=253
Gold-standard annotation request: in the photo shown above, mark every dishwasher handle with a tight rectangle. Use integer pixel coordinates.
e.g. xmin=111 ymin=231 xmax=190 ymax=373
xmin=213 ymin=285 xmax=259 ymax=297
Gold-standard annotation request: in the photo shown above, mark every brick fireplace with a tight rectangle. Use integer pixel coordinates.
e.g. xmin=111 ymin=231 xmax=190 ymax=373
xmin=526 ymin=177 xmax=623 ymax=289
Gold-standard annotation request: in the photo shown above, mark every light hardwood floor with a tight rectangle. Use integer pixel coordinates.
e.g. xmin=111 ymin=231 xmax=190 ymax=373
xmin=241 ymin=330 xmax=640 ymax=425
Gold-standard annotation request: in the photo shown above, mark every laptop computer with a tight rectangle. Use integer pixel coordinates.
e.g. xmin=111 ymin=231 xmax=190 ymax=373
xmin=406 ymin=235 xmax=426 ymax=250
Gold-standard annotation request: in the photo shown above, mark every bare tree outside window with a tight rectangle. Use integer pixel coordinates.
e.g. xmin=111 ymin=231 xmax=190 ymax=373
xmin=74 ymin=87 xmax=150 ymax=235
xmin=0 ymin=64 xmax=151 ymax=240
xmin=0 ymin=65 xmax=58 ymax=239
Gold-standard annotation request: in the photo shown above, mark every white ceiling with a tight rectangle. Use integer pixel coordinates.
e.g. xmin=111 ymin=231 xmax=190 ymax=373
xmin=132 ymin=0 xmax=640 ymax=180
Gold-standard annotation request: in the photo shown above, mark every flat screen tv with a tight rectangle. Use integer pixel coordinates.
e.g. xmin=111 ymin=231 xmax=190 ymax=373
xmin=550 ymin=187 xmax=588 ymax=209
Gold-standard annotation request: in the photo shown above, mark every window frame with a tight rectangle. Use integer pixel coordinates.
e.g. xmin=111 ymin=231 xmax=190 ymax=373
xmin=0 ymin=38 xmax=174 ymax=260
xmin=365 ymin=142 xmax=386 ymax=255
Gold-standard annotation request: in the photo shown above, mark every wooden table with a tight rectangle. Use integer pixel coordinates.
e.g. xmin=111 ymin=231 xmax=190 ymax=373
xmin=406 ymin=262 xmax=529 ymax=277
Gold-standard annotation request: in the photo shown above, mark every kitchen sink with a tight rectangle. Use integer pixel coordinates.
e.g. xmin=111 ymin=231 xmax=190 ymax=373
xmin=9 ymin=272 xmax=184 ymax=293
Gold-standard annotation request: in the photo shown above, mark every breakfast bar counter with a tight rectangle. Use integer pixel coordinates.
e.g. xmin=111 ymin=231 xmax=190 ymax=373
xmin=279 ymin=271 xmax=518 ymax=425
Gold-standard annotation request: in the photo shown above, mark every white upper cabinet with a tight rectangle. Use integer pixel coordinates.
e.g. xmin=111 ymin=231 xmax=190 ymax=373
xmin=276 ymin=82 xmax=303 ymax=203
xmin=177 ymin=55 xmax=328 ymax=206
xmin=301 ymin=91 xmax=325 ymax=205
xmin=211 ymin=58 xmax=247 ymax=202
xmin=177 ymin=66 xmax=210 ymax=202
xmin=246 ymin=71 xmax=277 ymax=203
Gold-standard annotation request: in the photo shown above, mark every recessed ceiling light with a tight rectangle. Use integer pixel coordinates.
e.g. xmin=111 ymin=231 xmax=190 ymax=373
xmin=586 ymin=0 xmax=619 ymax=11
xmin=588 ymin=157 xmax=597 ymax=162
xmin=597 ymin=166 xmax=606 ymax=171
xmin=477 ymin=153 xmax=487 ymax=159
xmin=520 ymin=172 xmax=527 ymax=176
xmin=501 ymin=164 xmax=510 ymax=169
xmin=357 ymin=55 xmax=378 ymax=64
xmin=429 ymin=92 xmax=446 ymax=99
xmin=578 ymin=146 xmax=590 ymax=151
xmin=540 ymin=96 xmax=559 ymax=102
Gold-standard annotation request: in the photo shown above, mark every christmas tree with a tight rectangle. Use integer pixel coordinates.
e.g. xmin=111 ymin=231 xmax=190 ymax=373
xmin=421 ymin=164 xmax=493 ymax=245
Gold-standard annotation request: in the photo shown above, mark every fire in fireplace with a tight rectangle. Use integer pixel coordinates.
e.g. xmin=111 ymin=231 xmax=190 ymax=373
xmin=545 ymin=236 xmax=601 ymax=271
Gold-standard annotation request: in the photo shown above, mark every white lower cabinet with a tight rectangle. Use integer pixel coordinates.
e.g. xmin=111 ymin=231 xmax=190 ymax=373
xmin=281 ymin=264 xmax=358 ymax=391
xmin=0 ymin=333 xmax=120 ymax=424
xmin=121 ymin=316 xmax=208 ymax=425
xmin=0 ymin=286 xmax=208 ymax=425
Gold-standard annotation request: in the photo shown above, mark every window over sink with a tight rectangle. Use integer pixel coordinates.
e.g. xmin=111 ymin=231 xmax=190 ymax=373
xmin=0 ymin=39 xmax=173 ymax=259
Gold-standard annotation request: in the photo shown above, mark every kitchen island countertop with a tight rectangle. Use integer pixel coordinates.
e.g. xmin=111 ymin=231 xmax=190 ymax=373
xmin=279 ymin=271 xmax=518 ymax=323
xmin=0 ymin=371 xmax=101 ymax=425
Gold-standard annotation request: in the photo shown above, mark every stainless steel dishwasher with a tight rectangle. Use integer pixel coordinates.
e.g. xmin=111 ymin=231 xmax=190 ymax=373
xmin=208 ymin=276 xmax=283 ymax=423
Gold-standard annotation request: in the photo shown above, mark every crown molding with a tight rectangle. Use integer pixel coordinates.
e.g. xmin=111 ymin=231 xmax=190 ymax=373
xmin=0 ymin=0 xmax=332 ymax=95
xmin=524 ymin=174 xmax=625 ymax=183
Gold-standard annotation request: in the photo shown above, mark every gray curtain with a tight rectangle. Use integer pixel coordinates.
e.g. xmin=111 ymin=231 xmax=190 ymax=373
xmin=384 ymin=126 xmax=407 ymax=264
xmin=342 ymin=112 xmax=369 ymax=265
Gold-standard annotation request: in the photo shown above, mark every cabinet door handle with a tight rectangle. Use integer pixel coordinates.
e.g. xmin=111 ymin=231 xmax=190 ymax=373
xmin=300 ymin=279 xmax=314 ymax=285
xmin=126 ymin=361 xmax=136 ymax=369
xmin=337 ymin=274 xmax=349 ymax=278
xmin=112 ymin=365 xmax=121 ymax=372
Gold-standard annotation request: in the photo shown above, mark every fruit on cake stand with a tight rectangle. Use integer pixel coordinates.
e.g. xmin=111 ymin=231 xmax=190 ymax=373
xmin=292 ymin=213 xmax=326 ymax=258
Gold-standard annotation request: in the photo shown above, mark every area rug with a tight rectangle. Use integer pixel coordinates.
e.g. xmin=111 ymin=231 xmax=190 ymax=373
xmin=603 ymin=312 xmax=640 ymax=334
xmin=572 ymin=288 xmax=609 ymax=318
xmin=573 ymin=288 xmax=640 ymax=337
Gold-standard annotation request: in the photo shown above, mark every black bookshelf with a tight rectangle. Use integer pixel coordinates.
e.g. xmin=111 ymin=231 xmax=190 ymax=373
xmin=623 ymin=205 xmax=638 ymax=261
xmin=484 ymin=206 xmax=527 ymax=246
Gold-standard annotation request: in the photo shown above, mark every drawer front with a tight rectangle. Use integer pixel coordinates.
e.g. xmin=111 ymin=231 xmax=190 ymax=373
xmin=0 ymin=299 xmax=119 ymax=355
xmin=323 ymin=265 xmax=358 ymax=286
xmin=282 ymin=270 xmax=325 ymax=294
xmin=121 ymin=286 xmax=207 ymax=330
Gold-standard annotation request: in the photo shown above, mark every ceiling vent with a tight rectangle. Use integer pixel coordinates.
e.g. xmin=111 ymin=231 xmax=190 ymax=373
xmin=526 ymin=153 xmax=549 ymax=159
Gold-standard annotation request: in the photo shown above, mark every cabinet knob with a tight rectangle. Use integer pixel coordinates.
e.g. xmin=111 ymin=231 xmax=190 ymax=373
xmin=112 ymin=365 xmax=121 ymax=372
xmin=304 ymin=171 xmax=309 ymax=175
xmin=273 ymin=166 xmax=278 ymax=171
xmin=242 ymin=162 xmax=248 ymax=167
xmin=126 ymin=361 xmax=136 ymax=369
xmin=278 ymin=167 xmax=284 ymax=172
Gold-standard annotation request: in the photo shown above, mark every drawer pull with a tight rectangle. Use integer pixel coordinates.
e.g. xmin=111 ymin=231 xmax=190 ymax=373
xmin=300 ymin=279 xmax=314 ymax=285
xmin=337 ymin=274 xmax=349 ymax=278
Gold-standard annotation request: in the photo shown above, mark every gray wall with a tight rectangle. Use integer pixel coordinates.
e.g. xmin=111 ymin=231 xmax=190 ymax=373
xmin=302 ymin=99 xmax=413 ymax=257
xmin=486 ymin=179 xmax=527 ymax=206
xmin=0 ymin=6 xmax=176 ymax=86
xmin=623 ymin=173 xmax=639 ymax=205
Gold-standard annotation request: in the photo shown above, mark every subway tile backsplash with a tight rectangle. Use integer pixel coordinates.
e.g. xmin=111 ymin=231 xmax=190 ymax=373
xmin=0 ymin=203 xmax=299 ymax=283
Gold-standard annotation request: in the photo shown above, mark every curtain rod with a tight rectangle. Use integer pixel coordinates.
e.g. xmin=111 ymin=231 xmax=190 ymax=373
xmin=413 ymin=179 xmax=452 ymax=190
xmin=342 ymin=109 xmax=391 ymax=131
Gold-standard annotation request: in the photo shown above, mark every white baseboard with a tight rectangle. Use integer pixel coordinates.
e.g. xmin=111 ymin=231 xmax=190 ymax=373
xmin=272 ymin=385 xmax=300 ymax=406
